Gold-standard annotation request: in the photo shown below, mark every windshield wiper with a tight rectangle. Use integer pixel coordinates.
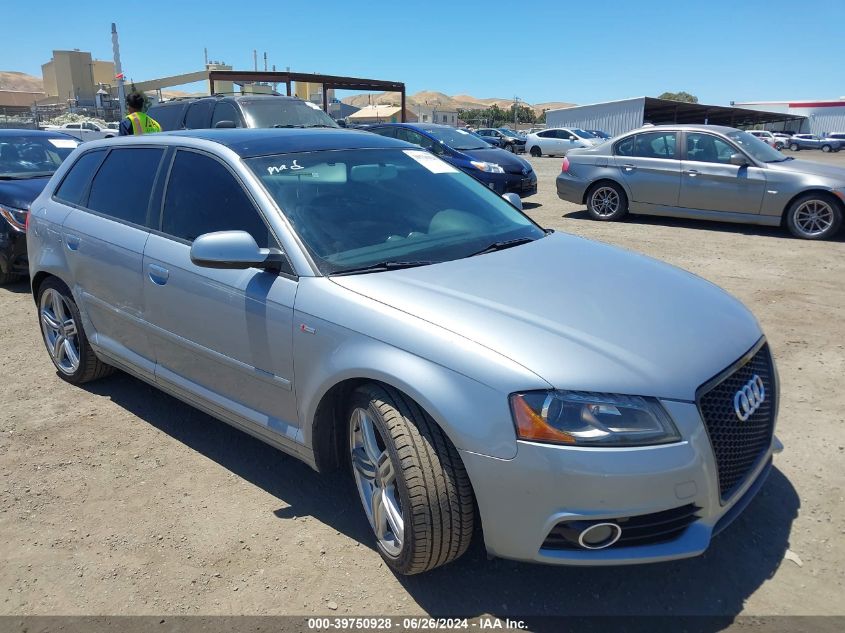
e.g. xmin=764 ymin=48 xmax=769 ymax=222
xmin=331 ymin=260 xmax=436 ymax=276
xmin=468 ymin=236 xmax=536 ymax=257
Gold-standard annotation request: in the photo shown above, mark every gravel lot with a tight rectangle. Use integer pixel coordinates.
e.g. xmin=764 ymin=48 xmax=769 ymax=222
xmin=1 ymin=149 xmax=843 ymax=619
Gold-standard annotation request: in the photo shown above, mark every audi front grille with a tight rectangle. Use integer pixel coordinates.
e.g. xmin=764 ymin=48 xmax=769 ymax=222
xmin=697 ymin=340 xmax=777 ymax=503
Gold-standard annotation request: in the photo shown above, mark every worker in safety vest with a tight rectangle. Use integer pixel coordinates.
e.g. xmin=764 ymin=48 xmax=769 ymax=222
xmin=118 ymin=92 xmax=161 ymax=136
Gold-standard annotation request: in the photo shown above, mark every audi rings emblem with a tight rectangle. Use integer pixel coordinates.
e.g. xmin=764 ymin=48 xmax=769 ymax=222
xmin=733 ymin=375 xmax=766 ymax=421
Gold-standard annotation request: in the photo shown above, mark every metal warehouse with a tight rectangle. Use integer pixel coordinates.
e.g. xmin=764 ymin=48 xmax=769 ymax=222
xmin=545 ymin=97 xmax=805 ymax=136
xmin=734 ymin=100 xmax=845 ymax=135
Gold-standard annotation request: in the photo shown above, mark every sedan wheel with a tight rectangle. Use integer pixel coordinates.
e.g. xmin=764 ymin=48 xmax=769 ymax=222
xmin=37 ymin=278 xmax=114 ymax=383
xmin=786 ymin=195 xmax=842 ymax=240
xmin=348 ymin=384 xmax=474 ymax=575
xmin=790 ymin=143 xmax=799 ymax=151
xmin=529 ymin=146 xmax=542 ymax=157
xmin=586 ymin=183 xmax=628 ymax=221
xmin=821 ymin=144 xmax=832 ymax=153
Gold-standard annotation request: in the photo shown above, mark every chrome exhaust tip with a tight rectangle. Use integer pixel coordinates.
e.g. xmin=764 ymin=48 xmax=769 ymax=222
xmin=577 ymin=522 xmax=622 ymax=550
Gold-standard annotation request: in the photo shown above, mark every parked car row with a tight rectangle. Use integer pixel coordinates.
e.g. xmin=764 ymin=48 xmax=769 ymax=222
xmin=42 ymin=120 xmax=116 ymax=140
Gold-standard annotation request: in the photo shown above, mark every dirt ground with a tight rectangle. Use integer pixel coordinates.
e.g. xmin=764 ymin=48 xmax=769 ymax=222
xmin=1 ymin=150 xmax=844 ymax=620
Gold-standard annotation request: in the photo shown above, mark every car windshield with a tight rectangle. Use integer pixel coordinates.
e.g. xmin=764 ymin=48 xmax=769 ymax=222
xmin=247 ymin=148 xmax=544 ymax=275
xmin=498 ymin=128 xmax=523 ymax=137
xmin=425 ymin=126 xmax=490 ymax=150
xmin=571 ymin=129 xmax=597 ymax=138
xmin=726 ymin=130 xmax=786 ymax=162
xmin=242 ymin=99 xmax=339 ymax=129
xmin=590 ymin=130 xmax=610 ymax=139
xmin=0 ymin=135 xmax=78 ymax=179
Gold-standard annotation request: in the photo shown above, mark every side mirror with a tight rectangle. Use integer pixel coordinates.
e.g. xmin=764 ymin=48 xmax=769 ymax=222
xmin=729 ymin=153 xmax=750 ymax=167
xmin=214 ymin=120 xmax=236 ymax=129
xmin=502 ymin=192 xmax=523 ymax=210
xmin=190 ymin=231 xmax=280 ymax=270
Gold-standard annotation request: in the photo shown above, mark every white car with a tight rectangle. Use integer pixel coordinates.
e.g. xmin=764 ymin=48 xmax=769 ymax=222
xmin=747 ymin=130 xmax=777 ymax=148
xmin=526 ymin=127 xmax=601 ymax=157
xmin=42 ymin=121 xmax=116 ymax=141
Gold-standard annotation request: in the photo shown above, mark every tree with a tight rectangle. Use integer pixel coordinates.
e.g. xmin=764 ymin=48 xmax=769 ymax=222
xmin=658 ymin=91 xmax=699 ymax=104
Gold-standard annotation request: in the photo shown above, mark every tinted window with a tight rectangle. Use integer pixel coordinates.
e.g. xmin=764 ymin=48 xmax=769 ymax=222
xmin=369 ymin=126 xmax=398 ymax=139
xmin=632 ymin=132 xmax=677 ymax=159
xmin=686 ymin=133 xmax=737 ymax=164
xmin=395 ymin=128 xmax=435 ymax=150
xmin=87 ymin=148 xmax=163 ymax=225
xmin=555 ymin=130 xmax=575 ymax=140
xmin=54 ymin=150 xmax=106 ymax=206
xmin=162 ymin=150 xmax=271 ymax=247
xmin=211 ymin=102 xmax=241 ymax=128
xmin=147 ymin=104 xmax=186 ymax=131
xmin=184 ymin=101 xmax=214 ymax=129
xmin=537 ymin=130 xmax=555 ymax=138
xmin=614 ymin=136 xmax=635 ymax=156
xmin=241 ymin=99 xmax=338 ymax=128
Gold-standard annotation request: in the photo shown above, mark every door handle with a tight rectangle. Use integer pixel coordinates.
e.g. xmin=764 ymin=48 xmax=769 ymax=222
xmin=64 ymin=234 xmax=80 ymax=251
xmin=686 ymin=169 xmax=700 ymax=177
xmin=621 ymin=163 xmax=636 ymax=172
xmin=147 ymin=263 xmax=169 ymax=286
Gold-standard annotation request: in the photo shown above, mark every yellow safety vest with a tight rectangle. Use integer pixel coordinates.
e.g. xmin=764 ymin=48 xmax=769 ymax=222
xmin=127 ymin=111 xmax=162 ymax=135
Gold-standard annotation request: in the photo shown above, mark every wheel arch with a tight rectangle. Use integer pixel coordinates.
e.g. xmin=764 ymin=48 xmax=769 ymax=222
xmin=582 ymin=177 xmax=629 ymax=205
xmin=781 ymin=188 xmax=845 ymax=226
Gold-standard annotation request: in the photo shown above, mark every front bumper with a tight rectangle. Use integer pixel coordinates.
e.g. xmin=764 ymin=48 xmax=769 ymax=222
xmin=460 ymin=400 xmax=780 ymax=565
xmin=0 ymin=228 xmax=28 ymax=275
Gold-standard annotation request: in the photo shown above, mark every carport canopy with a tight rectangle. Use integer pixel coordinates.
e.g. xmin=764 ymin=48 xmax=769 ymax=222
xmin=643 ymin=97 xmax=805 ymax=129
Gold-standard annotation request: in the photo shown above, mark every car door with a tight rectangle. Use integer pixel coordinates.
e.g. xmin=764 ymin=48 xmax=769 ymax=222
xmin=613 ymin=131 xmax=681 ymax=206
xmin=143 ymin=148 xmax=300 ymax=437
xmin=678 ymin=131 xmax=766 ymax=214
xmin=557 ymin=129 xmax=581 ymax=154
xmin=58 ymin=146 xmax=165 ymax=378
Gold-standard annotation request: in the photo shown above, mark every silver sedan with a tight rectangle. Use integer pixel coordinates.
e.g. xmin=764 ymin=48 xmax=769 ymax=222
xmin=556 ymin=124 xmax=845 ymax=239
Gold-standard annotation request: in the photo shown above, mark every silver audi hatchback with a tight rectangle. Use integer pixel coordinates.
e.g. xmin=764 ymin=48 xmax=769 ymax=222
xmin=27 ymin=129 xmax=782 ymax=574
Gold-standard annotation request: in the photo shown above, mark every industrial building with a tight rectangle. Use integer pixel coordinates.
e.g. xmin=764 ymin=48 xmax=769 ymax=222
xmin=545 ymin=97 xmax=807 ymax=136
xmin=40 ymin=49 xmax=115 ymax=106
xmin=734 ymin=99 xmax=845 ymax=135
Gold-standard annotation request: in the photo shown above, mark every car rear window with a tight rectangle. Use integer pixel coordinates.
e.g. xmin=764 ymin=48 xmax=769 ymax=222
xmin=86 ymin=148 xmax=164 ymax=226
xmin=147 ymin=104 xmax=186 ymax=131
xmin=53 ymin=150 xmax=107 ymax=206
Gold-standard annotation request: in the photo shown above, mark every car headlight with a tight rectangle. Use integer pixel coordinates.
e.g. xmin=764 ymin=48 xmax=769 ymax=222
xmin=470 ymin=161 xmax=504 ymax=174
xmin=0 ymin=204 xmax=28 ymax=232
xmin=510 ymin=391 xmax=681 ymax=447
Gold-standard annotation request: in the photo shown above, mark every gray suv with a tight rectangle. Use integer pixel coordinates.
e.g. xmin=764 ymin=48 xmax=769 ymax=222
xmin=28 ymin=129 xmax=782 ymax=574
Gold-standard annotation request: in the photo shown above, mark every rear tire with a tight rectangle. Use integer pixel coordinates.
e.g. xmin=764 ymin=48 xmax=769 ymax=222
xmin=36 ymin=277 xmax=114 ymax=384
xmin=586 ymin=182 xmax=628 ymax=221
xmin=529 ymin=146 xmax=542 ymax=157
xmin=348 ymin=383 xmax=474 ymax=575
xmin=785 ymin=193 xmax=843 ymax=240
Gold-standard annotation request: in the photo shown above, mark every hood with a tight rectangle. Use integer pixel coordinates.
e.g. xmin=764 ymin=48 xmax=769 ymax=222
xmin=765 ymin=158 xmax=845 ymax=184
xmin=331 ymin=233 xmax=762 ymax=400
xmin=457 ymin=147 xmax=533 ymax=174
xmin=0 ymin=176 xmax=51 ymax=209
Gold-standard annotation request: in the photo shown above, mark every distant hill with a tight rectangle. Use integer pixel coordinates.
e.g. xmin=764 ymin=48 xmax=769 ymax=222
xmin=0 ymin=71 xmax=44 ymax=92
xmin=342 ymin=90 xmax=575 ymax=116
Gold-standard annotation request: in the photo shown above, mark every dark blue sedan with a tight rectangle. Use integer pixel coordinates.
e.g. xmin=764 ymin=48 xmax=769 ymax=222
xmin=0 ymin=129 xmax=79 ymax=284
xmin=367 ymin=123 xmax=537 ymax=198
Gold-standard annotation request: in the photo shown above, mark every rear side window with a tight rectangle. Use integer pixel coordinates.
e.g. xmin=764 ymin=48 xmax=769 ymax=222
xmin=184 ymin=101 xmax=214 ymax=129
xmin=161 ymin=150 xmax=271 ymax=247
xmin=87 ymin=148 xmax=164 ymax=226
xmin=54 ymin=150 xmax=106 ymax=206
xmin=147 ymin=104 xmax=186 ymax=131
xmin=369 ymin=127 xmax=397 ymax=139
xmin=633 ymin=132 xmax=677 ymax=159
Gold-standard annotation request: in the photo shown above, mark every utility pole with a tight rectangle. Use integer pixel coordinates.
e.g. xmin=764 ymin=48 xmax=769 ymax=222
xmin=513 ymin=95 xmax=520 ymax=127
xmin=111 ymin=23 xmax=126 ymax=118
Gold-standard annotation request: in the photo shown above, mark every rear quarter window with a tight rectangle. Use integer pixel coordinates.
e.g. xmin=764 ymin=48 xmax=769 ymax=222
xmin=53 ymin=150 xmax=107 ymax=206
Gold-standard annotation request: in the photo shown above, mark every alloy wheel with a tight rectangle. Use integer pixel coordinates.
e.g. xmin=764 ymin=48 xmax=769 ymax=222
xmin=349 ymin=407 xmax=404 ymax=557
xmin=39 ymin=288 xmax=81 ymax=375
xmin=793 ymin=199 xmax=835 ymax=237
xmin=591 ymin=186 xmax=620 ymax=217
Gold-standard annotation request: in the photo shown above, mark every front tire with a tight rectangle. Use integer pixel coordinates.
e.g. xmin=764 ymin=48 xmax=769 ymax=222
xmin=790 ymin=143 xmax=799 ymax=151
xmin=822 ymin=144 xmax=832 ymax=153
xmin=586 ymin=182 xmax=629 ymax=221
xmin=529 ymin=145 xmax=542 ymax=157
xmin=785 ymin=193 xmax=843 ymax=240
xmin=37 ymin=277 xmax=114 ymax=384
xmin=348 ymin=384 xmax=474 ymax=575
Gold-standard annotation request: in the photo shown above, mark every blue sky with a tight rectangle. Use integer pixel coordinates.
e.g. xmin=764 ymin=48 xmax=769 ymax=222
xmin=2 ymin=0 xmax=843 ymax=106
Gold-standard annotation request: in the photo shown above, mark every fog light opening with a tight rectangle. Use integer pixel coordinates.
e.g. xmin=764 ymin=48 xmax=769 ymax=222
xmin=577 ymin=522 xmax=622 ymax=550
